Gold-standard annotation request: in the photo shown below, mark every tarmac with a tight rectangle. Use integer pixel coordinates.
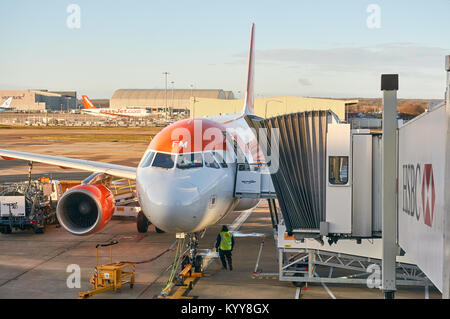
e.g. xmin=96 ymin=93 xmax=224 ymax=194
xmin=0 ymin=201 xmax=441 ymax=299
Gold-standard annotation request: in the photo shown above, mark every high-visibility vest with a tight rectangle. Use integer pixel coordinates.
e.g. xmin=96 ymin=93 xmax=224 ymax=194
xmin=219 ymin=231 xmax=233 ymax=251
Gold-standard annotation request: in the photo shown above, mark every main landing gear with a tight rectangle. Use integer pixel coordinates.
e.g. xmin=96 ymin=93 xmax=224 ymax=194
xmin=136 ymin=211 xmax=165 ymax=234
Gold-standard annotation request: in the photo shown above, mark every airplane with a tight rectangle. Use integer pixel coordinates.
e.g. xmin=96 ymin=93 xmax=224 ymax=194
xmin=0 ymin=97 xmax=13 ymax=111
xmin=81 ymin=95 xmax=154 ymax=118
xmin=0 ymin=24 xmax=262 ymax=268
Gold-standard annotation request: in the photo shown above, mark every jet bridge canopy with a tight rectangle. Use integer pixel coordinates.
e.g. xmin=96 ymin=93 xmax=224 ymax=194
xmin=245 ymin=111 xmax=330 ymax=234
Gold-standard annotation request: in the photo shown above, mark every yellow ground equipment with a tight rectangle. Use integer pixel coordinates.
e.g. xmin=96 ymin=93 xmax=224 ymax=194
xmin=171 ymin=263 xmax=204 ymax=299
xmin=78 ymin=241 xmax=135 ymax=299
xmin=159 ymin=253 xmax=204 ymax=299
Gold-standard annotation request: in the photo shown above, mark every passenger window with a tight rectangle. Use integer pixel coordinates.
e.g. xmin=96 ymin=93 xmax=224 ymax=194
xmin=139 ymin=151 xmax=155 ymax=168
xmin=212 ymin=151 xmax=228 ymax=168
xmin=204 ymin=152 xmax=220 ymax=169
xmin=152 ymin=152 xmax=176 ymax=169
xmin=329 ymin=156 xmax=349 ymax=185
xmin=177 ymin=153 xmax=203 ymax=169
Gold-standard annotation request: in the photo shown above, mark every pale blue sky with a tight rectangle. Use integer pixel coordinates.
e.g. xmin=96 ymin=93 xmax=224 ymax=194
xmin=0 ymin=0 xmax=449 ymax=99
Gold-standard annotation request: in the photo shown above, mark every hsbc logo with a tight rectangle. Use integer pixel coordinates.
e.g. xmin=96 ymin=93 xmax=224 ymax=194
xmin=421 ymin=164 xmax=435 ymax=227
xmin=402 ymin=163 xmax=435 ymax=228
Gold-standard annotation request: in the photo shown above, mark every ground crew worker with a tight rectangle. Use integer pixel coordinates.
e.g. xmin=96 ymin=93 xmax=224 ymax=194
xmin=215 ymin=225 xmax=235 ymax=270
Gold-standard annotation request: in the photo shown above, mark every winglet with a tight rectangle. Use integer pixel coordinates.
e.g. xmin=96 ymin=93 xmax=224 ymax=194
xmin=0 ymin=97 xmax=12 ymax=109
xmin=82 ymin=95 xmax=97 ymax=109
xmin=242 ymin=23 xmax=255 ymax=115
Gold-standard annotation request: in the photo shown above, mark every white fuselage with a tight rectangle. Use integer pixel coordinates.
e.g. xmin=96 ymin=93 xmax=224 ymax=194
xmin=82 ymin=108 xmax=153 ymax=118
xmin=135 ymin=116 xmax=260 ymax=233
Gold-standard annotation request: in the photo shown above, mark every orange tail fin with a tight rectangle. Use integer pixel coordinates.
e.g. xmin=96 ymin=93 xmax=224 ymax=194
xmin=82 ymin=95 xmax=97 ymax=109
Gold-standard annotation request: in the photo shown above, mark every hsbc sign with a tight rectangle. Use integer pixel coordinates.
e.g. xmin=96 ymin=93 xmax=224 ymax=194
xmin=397 ymin=103 xmax=447 ymax=293
xmin=402 ymin=163 xmax=435 ymax=228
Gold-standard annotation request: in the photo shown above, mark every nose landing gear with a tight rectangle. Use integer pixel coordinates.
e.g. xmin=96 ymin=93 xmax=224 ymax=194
xmin=159 ymin=232 xmax=204 ymax=298
xmin=187 ymin=233 xmax=203 ymax=273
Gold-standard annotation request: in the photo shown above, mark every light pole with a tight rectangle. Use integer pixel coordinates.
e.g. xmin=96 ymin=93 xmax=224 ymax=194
xmin=163 ymin=72 xmax=170 ymax=120
xmin=264 ymin=99 xmax=283 ymax=118
xmin=171 ymin=81 xmax=175 ymax=116
xmin=381 ymin=74 xmax=398 ymax=299
xmin=190 ymin=84 xmax=194 ymax=118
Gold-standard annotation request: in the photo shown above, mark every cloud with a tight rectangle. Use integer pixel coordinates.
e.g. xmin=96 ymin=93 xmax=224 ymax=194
xmin=231 ymin=43 xmax=449 ymax=98
xmin=256 ymin=43 xmax=448 ymax=73
xmin=298 ymin=78 xmax=312 ymax=86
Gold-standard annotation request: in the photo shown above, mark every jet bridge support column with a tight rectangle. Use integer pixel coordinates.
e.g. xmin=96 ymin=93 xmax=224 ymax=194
xmin=381 ymin=74 xmax=398 ymax=299
xmin=443 ymin=55 xmax=450 ymax=299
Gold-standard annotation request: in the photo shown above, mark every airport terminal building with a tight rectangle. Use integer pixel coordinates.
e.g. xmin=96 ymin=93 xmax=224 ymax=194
xmin=0 ymin=90 xmax=77 ymax=112
xmin=110 ymin=89 xmax=234 ymax=112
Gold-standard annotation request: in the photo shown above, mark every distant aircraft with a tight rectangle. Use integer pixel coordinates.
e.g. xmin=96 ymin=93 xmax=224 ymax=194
xmin=81 ymin=95 xmax=154 ymax=118
xmin=0 ymin=97 xmax=13 ymax=111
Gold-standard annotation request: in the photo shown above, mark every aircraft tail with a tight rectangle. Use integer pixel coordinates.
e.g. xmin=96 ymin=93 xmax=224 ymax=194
xmin=0 ymin=97 xmax=12 ymax=109
xmin=242 ymin=23 xmax=255 ymax=116
xmin=82 ymin=95 xmax=97 ymax=109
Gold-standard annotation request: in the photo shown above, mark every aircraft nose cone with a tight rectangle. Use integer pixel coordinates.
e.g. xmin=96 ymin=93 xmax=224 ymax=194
xmin=137 ymin=175 xmax=207 ymax=233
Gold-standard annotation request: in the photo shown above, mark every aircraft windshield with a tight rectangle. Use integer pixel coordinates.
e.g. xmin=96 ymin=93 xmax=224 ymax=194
xmin=139 ymin=151 xmax=155 ymax=168
xmin=152 ymin=152 xmax=176 ymax=169
xmin=204 ymin=152 xmax=220 ymax=169
xmin=212 ymin=151 xmax=228 ymax=168
xmin=177 ymin=153 xmax=203 ymax=169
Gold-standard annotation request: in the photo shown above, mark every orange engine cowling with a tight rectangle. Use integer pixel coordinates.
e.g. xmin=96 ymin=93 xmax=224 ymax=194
xmin=56 ymin=184 xmax=115 ymax=236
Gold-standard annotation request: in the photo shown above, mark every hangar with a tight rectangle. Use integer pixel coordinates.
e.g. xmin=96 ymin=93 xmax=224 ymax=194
xmin=189 ymin=96 xmax=358 ymax=121
xmin=110 ymin=89 xmax=234 ymax=112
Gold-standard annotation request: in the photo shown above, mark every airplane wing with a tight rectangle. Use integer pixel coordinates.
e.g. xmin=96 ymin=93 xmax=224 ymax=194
xmin=0 ymin=149 xmax=136 ymax=180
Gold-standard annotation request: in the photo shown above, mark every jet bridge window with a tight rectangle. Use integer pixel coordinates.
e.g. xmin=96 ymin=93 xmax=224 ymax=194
xmin=177 ymin=153 xmax=203 ymax=169
xmin=329 ymin=156 xmax=349 ymax=185
xmin=139 ymin=151 xmax=155 ymax=168
xmin=152 ymin=152 xmax=176 ymax=169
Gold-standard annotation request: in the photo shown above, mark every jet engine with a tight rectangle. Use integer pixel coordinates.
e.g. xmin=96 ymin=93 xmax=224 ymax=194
xmin=56 ymin=184 xmax=115 ymax=236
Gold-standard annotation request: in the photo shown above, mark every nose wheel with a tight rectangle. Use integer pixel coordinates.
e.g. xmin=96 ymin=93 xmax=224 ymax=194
xmin=187 ymin=233 xmax=203 ymax=272
xmin=188 ymin=233 xmax=198 ymax=264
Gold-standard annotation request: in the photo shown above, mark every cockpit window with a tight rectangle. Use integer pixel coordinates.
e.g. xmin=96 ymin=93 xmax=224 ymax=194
xmin=139 ymin=151 xmax=155 ymax=168
xmin=176 ymin=153 xmax=203 ymax=169
xmin=204 ymin=152 xmax=220 ymax=169
xmin=152 ymin=152 xmax=176 ymax=169
xmin=212 ymin=151 xmax=228 ymax=168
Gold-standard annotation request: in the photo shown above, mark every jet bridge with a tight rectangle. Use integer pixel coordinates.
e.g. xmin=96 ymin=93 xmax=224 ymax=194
xmin=244 ymin=111 xmax=328 ymax=234
xmin=244 ymin=111 xmax=383 ymax=240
